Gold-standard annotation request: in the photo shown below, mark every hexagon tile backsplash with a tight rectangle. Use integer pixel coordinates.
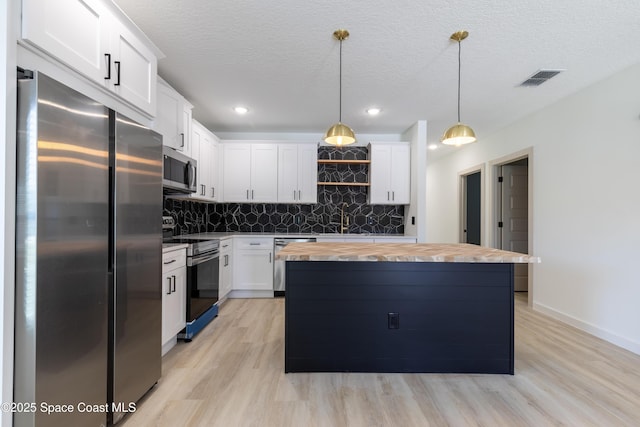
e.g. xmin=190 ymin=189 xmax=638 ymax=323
xmin=163 ymin=146 xmax=405 ymax=236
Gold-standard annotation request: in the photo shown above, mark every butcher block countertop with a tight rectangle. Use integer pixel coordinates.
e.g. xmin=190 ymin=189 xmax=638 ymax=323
xmin=275 ymin=242 xmax=541 ymax=263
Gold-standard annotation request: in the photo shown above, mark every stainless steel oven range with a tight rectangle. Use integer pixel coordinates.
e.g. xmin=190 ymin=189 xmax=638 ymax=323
xmin=162 ymin=218 xmax=220 ymax=341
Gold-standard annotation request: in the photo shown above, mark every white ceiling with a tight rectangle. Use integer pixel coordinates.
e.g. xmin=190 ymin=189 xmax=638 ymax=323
xmin=114 ymin=0 xmax=640 ymax=157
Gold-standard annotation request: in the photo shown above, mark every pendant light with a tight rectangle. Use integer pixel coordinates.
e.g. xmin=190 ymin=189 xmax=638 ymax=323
xmin=441 ymin=30 xmax=477 ymax=146
xmin=324 ymin=29 xmax=356 ymax=146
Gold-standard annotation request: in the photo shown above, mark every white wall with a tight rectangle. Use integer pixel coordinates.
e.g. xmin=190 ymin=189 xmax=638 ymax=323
xmin=426 ymin=62 xmax=640 ymax=354
xmin=402 ymin=121 xmax=427 ymax=242
xmin=1 ymin=0 xmax=17 ymax=425
xmin=216 ymin=131 xmax=403 ymax=144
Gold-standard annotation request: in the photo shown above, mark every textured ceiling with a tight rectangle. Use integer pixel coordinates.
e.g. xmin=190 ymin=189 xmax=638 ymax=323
xmin=114 ymin=0 xmax=640 ymax=156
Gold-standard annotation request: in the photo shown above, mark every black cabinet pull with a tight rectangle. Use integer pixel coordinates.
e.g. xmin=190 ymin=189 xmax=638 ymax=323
xmin=166 ymin=277 xmax=172 ymax=295
xmin=180 ymin=133 xmax=185 ymax=148
xmin=104 ymin=53 xmax=111 ymax=80
xmin=114 ymin=61 xmax=121 ymax=86
xmin=171 ymin=275 xmax=176 ymax=293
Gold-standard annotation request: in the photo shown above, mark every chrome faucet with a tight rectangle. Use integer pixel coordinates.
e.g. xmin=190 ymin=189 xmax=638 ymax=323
xmin=340 ymin=202 xmax=349 ymax=234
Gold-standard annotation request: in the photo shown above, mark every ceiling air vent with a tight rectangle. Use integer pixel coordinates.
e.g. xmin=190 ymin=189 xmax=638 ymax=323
xmin=519 ymin=69 xmax=564 ymax=87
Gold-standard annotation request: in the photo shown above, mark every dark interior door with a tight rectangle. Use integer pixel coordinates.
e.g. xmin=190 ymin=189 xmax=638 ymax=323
xmin=465 ymin=172 xmax=481 ymax=245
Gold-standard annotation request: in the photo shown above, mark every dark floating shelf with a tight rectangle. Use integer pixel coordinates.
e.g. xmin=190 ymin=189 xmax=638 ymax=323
xmin=317 ymin=159 xmax=370 ymax=164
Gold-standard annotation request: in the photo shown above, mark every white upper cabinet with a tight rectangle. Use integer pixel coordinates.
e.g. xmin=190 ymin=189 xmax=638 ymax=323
xmin=21 ymin=0 xmax=159 ymax=116
xmin=191 ymin=121 xmax=204 ymax=196
xmin=369 ymin=142 xmax=411 ymax=205
xmin=251 ymin=145 xmax=279 ymax=202
xmin=107 ymin=18 xmax=157 ymax=114
xmin=210 ymin=138 xmax=221 ymax=202
xmin=156 ymin=78 xmax=193 ymax=154
xmin=191 ymin=120 xmax=221 ymax=202
xmin=222 ymin=144 xmax=252 ymax=202
xmin=223 ymin=143 xmax=278 ymax=203
xmin=278 ymin=144 xmax=317 ymax=204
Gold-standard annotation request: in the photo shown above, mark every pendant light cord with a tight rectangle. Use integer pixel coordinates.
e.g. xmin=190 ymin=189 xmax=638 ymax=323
xmin=457 ymin=39 xmax=461 ymax=123
xmin=339 ymin=38 xmax=343 ymax=123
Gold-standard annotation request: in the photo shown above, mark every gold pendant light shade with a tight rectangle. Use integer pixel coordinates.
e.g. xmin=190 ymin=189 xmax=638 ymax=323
xmin=441 ymin=122 xmax=476 ymax=146
xmin=324 ymin=122 xmax=355 ymax=146
xmin=324 ymin=29 xmax=356 ymax=146
xmin=441 ymin=30 xmax=477 ymax=146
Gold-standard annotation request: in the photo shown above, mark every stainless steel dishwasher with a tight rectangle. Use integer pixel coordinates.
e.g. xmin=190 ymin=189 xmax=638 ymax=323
xmin=273 ymin=237 xmax=316 ymax=296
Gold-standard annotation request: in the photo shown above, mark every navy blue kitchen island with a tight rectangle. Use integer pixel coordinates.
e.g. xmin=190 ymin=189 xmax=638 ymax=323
xmin=277 ymin=243 xmax=539 ymax=375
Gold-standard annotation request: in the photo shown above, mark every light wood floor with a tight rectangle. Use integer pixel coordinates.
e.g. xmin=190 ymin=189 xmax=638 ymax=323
xmin=122 ymin=294 xmax=640 ymax=426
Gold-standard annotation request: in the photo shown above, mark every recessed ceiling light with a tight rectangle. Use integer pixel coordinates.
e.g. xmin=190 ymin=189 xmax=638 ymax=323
xmin=234 ymin=106 xmax=248 ymax=114
xmin=366 ymin=108 xmax=381 ymax=116
xmin=428 ymin=144 xmax=439 ymax=150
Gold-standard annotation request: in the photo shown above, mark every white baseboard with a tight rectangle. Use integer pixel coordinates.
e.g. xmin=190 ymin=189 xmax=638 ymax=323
xmin=533 ymin=302 xmax=640 ymax=355
xmin=228 ymin=290 xmax=274 ymax=299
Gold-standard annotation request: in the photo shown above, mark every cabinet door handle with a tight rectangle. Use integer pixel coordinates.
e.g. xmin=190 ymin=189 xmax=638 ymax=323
xmin=246 ymin=189 xmax=249 ymax=200
xmin=224 ymin=254 xmax=229 ymax=266
xmin=171 ymin=275 xmax=176 ymax=293
xmin=249 ymin=243 xmax=260 ymax=246
xmin=211 ymin=187 xmax=215 ymax=198
xmin=163 ymin=259 xmax=176 ymax=265
xmin=387 ymin=191 xmax=390 ymax=201
xmin=166 ymin=277 xmax=172 ymax=295
xmin=114 ymin=61 xmax=121 ymax=86
xmin=104 ymin=53 xmax=111 ymax=80
xmin=180 ymin=133 xmax=185 ymax=148
xmin=269 ymin=252 xmax=272 ymax=263
xmin=392 ymin=191 xmax=395 ymax=201
xmin=252 ymin=190 xmax=254 ymax=199
xmin=293 ymin=190 xmax=296 ymax=200
xmin=298 ymin=190 xmax=301 ymax=200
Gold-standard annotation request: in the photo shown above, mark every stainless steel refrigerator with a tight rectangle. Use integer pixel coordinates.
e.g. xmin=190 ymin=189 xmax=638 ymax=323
xmin=15 ymin=71 xmax=163 ymax=426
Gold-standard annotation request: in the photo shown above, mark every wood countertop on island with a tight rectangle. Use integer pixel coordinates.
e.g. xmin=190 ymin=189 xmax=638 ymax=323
xmin=276 ymin=242 xmax=540 ymax=263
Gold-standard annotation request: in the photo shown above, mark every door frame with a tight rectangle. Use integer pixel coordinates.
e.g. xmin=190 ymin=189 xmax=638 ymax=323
xmin=489 ymin=147 xmax=534 ymax=304
xmin=458 ymin=163 xmax=485 ymax=245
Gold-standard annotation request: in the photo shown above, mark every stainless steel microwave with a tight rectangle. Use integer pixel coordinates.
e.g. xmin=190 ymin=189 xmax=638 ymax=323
xmin=162 ymin=146 xmax=197 ymax=193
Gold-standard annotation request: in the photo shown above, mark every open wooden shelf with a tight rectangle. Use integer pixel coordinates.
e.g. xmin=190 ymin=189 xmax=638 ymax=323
xmin=317 ymin=159 xmax=370 ymax=164
xmin=317 ymin=182 xmax=370 ymax=187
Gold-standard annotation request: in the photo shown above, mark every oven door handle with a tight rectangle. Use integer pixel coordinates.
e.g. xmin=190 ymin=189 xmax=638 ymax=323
xmin=188 ymin=252 xmax=220 ymax=266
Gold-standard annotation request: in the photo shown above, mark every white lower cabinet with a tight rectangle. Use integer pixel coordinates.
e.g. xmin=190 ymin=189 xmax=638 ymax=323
xmin=233 ymin=237 xmax=273 ymax=292
xmin=316 ymin=236 xmax=416 ymax=243
xmin=374 ymin=237 xmax=417 ymax=243
xmin=219 ymin=238 xmax=233 ymax=300
xmin=162 ymin=248 xmax=186 ymax=355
